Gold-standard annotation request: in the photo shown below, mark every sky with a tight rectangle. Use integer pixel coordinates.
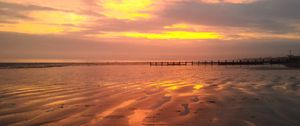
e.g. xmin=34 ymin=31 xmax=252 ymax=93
xmin=0 ymin=0 xmax=300 ymax=62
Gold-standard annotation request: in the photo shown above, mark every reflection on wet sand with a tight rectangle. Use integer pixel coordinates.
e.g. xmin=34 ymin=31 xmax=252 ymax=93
xmin=0 ymin=65 xmax=299 ymax=126
xmin=88 ymin=100 xmax=136 ymax=125
xmin=193 ymin=84 xmax=204 ymax=90
xmin=128 ymin=109 xmax=151 ymax=126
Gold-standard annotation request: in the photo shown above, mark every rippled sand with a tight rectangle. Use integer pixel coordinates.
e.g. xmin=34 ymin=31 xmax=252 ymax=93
xmin=0 ymin=65 xmax=299 ymax=126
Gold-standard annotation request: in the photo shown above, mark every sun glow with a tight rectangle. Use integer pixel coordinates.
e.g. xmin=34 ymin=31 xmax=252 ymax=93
xmin=94 ymin=30 xmax=222 ymax=40
xmin=123 ymin=31 xmax=222 ymax=40
xmin=100 ymin=0 xmax=154 ymax=20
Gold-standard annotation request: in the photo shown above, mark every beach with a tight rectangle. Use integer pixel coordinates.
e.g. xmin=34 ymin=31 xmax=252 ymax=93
xmin=0 ymin=65 xmax=299 ymax=126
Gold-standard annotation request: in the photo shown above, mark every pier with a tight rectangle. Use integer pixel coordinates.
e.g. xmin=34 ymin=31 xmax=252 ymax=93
xmin=149 ymin=56 xmax=295 ymax=66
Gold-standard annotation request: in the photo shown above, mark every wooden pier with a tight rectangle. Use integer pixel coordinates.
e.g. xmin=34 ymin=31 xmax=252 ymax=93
xmin=149 ymin=57 xmax=291 ymax=66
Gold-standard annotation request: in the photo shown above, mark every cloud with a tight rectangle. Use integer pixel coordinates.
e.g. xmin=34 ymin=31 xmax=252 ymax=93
xmin=1 ymin=0 xmax=300 ymax=40
xmin=0 ymin=10 xmax=89 ymax=34
xmin=1 ymin=32 xmax=300 ymax=62
xmin=0 ymin=22 xmax=85 ymax=34
xmin=199 ymin=0 xmax=257 ymax=4
xmin=0 ymin=1 xmax=56 ymax=11
xmin=164 ymin=23 xmax=193 ymax=30
xmin=0 ymin=1 xmax=58 ymax=21
xmin=160 ymin=0 xmax=300 ymax=34
xmin=0 ymin=1 xmax=90 ymax=34
xmin=0 ymin=9 xmax=32 ymax=21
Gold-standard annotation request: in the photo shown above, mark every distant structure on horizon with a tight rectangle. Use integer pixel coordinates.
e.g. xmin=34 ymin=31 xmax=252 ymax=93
xmin=150 ymin=51 xmax=300 ymax=68
xmin=285 ymin=50 xmax=300 ymax=67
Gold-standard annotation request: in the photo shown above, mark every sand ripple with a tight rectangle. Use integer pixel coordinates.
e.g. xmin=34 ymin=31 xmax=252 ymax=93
xmin=0 ymin=65 xmax=299 ymax=126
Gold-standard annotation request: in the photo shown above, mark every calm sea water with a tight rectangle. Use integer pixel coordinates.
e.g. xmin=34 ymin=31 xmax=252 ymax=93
xmin=0 ymin=65 xmax=299 ymax=126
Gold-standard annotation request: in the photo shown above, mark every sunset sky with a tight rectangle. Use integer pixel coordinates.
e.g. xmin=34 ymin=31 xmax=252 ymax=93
xmin=1 ymin=0 xmax=300 ymax=62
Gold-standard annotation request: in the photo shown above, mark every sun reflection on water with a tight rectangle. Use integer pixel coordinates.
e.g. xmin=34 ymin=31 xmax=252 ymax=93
xmin=193 ymin=83 xmax=204 ymax=90
xmin=155 ymin=80 xmax=205 ymax=92
xmin=128 ymin=109 xmax=151 ymax=126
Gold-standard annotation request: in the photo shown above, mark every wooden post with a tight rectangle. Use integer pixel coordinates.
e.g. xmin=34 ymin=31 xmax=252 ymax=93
xmin=270 ymin=59 xmax=273 ymax=65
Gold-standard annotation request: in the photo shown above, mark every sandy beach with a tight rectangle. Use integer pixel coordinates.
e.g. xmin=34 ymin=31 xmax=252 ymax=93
xmin=0 ymin=65 xmax=299 ymax=126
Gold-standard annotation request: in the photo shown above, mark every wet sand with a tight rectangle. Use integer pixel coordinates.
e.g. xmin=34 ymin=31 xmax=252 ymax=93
xmin=0 ymin=65 xmax=299 ymax=126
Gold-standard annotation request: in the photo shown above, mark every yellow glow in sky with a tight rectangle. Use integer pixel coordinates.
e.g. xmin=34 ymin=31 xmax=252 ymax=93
xmin=30 ymin=11 xmax=87 ymax=25
xmin=100 ymin=0 xmax=154 ymax=20
xmin=0 ymin=11 xmax=86 ymax=34
xmin=124 ymin=31 xmax=222 ymax=40
xmin=95 ymin=31 xmax=222 ymax=40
